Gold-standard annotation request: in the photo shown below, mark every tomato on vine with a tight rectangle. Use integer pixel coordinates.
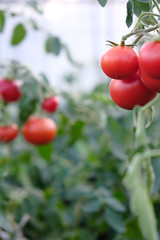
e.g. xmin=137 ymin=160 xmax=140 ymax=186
xmin=0 ymin=79 xmax=22 ymax=102
xmin=139 ymin=41 xmax=160 ymax=79
xmin=140 ymin=69 xmax=160 ymax=93
xmin=0 ymin=124 xmax=19 ymax=143
xmin=42 ymin=96 xmax=59 ymax=113
xmin=22 ymin=116 xmax=57 ymax=145
xmin=101 ymin=46 xmax=138 ymax=79
xmin=109 ymin=71 xmax=157 ymax=110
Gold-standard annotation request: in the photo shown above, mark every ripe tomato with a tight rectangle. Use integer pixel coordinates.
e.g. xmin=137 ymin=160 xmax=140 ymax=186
xmin=42 ymin=96 xmax=59 ymax=113
xmin=139 ymin=41 xmax=160 ymax=79
xmin=109 ymin=71 xmax=157 ymax=110
xmin=0 ymin=124 xmax=18 ymax=143
xmin=140 ymin=69 xmax=160 ymax=93
xmin=22 ymin=116 xmax=57 ymax=145
xmin=0 ymin=79 xmax=22 ymax=102
xmin=101 ymin=46 xmax=138 ymax=79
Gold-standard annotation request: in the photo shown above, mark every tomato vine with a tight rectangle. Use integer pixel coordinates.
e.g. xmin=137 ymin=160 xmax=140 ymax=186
xmin=99 ymin=0 xmax=160 ymax=239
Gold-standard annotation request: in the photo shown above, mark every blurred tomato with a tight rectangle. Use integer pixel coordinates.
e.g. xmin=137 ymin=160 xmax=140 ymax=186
xmin=22 ymin=116 xmax=57 ymax=145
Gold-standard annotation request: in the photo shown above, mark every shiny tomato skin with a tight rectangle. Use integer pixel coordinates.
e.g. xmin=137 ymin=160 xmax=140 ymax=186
xmin=109 ymin=71 xmax=157 ymax=110
xmin=140 ymin=69 xmax=160 ymax=92
xmin=101 ymin=46 xmax=138 ymax=79
xmin=0 ymin=124 xmax=18 ymax=143
xmin=42 ymin=96 xmax=59 ymax=113
xmin=0 ymin=79 xmax=22 ymax=102
xmin=22 ymin=116 xmax=57 ymax=145
xmin=139 ymin=41 xmax=160 ymax=79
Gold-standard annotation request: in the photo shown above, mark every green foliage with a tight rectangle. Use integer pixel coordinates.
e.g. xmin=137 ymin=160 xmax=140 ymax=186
xmin=1 ymin=1 xmax=160 ymax=240
xmin=124 ymin=153 xmax=158 ymax=240
xmin=11 ymin=23 xmax=27 ymax=45
xmin=97 ymin=0 xmax=108 ymax=7
xmin=131 ymin=0 xmax=150 ymax=16
xmin=45 ymin=36 xmax=61 ymax=56
xmin=0 ymin=11 xmax=5 ymax=32
xmin=126 ymin=1 xmax=134 ymax=27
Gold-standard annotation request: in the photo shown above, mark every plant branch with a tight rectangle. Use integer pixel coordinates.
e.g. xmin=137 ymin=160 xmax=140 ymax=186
xmin=141 ymin=94 xmax=160 ymax=113
xmin=121 ymin=23 xmax=160 ymax=44
xmin=137 ymin=12 xmax=160 ymax=25
xmin=152 ymin=0 xmax=160 ymax=13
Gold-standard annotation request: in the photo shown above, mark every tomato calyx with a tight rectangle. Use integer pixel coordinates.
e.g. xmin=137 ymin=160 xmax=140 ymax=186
xmin=105 ymin=40 xmax=119 ymax=47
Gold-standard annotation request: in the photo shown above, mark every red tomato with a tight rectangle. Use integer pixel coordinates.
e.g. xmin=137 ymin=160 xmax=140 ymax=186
xmin=22 ymin=116 xmax=57 ymax=145
xmin=101 ymin=46 xmax=138 ymax=79
xmin=0 ymin=79 xmax=22 ymax=102
xmin=109 ymin=71 xmax=157 ymax=110
xmin=140 ymin=69 xmax=160 ymax=92
xmin=42 ymin=96 xmax=59 ymax=113
xmin=139 ymin=41 xmax=160 ymax=79
xmin=0 ymin=124 xmax=18 ymax=143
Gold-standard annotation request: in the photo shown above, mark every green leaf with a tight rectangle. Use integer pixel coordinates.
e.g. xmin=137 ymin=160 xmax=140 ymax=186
xmin=45 ymin=36 xmax=61 ymax=56
xmin=107 ymin=117 xmax=127 ymax=161
xmin=131 ymin=0 xmax=150 ymax=16
xmin=123 ymin=154 xmax=158 ymax=240
xmin=126 ymin=1 xmax=133 ymax=27
xmin=97 ymin=0 xmax=108 ymax=7
xmin=0 ymin=212 xmax=12 ymax=233
xmin=152 ymin=158 xmax=160 ymax=193
xmin=141 ymin=15 xmax=158 ymax=26
xmin=39 ymin=72 xmax=50 ymax=84
xmin=27 ymin=2 xmax=43 ymax=14
xmin=11 ymin=23 xmax=27 ymax=45
xmin=0 ymin=11 xmax=5 ymax=33
xmin=138 ymin=0 xmax=149 ymax=2
xmin=125 ymin=218 xmax=144 ymax=240
xmin=105 ymin=197 xmax=126 ymax=213
xmin=70 ymin=120 xmax=85 ymax=143
xmin=19 ymin=82 xmax=38 ymax=122
xmin=82 ymin=199 xmax=101 ymax=213
xmin=37 ymin=144 xmax=53 ymax=162
xmin=104 ymin=208 xmax=126 ymax=233
xmin=66 ymin=185 xmax=92 ymax=200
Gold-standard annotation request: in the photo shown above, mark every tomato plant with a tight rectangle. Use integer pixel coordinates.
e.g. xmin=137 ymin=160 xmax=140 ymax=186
xmin=139 ymin=41 xmax=160 ymax=79
xmin=0 ymin=79 xmax=22 ymax=102
xmin=42 ymin=96 xmax=59 ymax=113
xmin=0 ymin=124 xmax=18 ymax=143
xmin=22 ymin=115 xmax=57 ymax=145
xmin=101 ymin=46 xmax=138 ymax=79
xmin=109 ymin=71 xmax=157 ymax=110
xmin=1 ymin=1 xmax=160 ymax=240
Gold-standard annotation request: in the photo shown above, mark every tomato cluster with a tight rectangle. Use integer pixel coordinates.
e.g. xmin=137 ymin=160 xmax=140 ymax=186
xmin=101 ymin=43 xmax=159 ymax=110
xmin=0 ymin=78 xmax=59 ymax=145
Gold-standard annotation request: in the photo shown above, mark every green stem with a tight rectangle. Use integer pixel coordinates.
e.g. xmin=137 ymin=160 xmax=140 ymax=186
xmin=141 ymin=94 xmax=160 ymax=113
xmin=121 ymin=23 xmax=160 ymax=43
xmin=152 ymin=0 xmax=160 ymax=13
xmin=132 ymin=34 xmax=143 ymax=46
xmin=134 ymin=94 xmax=160 ymax=146
xmin=135 ymin=109 xmax=146 ymax=146
xmin=149 ymin=0 xmax=153 ymax=12
xmin=137 ymin=12 xmax=160 ymax=26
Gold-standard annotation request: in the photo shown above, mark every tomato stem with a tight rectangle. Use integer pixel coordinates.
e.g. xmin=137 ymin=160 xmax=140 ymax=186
xmin=152 ymin=0 xmax=160 ymax=13
xmin=121 ymin=23 xmax=160 ymax=45
xmin=149 ymin=0 xmax=153 ymax=12
xmin=136 ymin=12 xmax=160 ymax=26
xmin=141 ymin=94 xmax=160 ymax=113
